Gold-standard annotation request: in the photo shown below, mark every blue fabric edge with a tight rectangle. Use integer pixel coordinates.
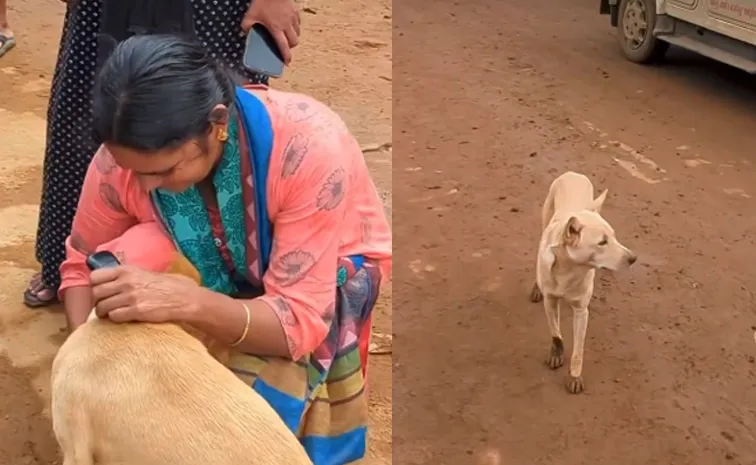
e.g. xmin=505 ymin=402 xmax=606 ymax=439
xmin=235 ymin=86 xmax=275 ymax=272
xmin=301 ymin=426 xmax=368 ymax=465
xmin=252 ymin=378 xmax=305 ymax=433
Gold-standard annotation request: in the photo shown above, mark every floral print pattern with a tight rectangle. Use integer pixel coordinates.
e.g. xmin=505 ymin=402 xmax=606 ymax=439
xmin=153 ymin=118 xmax=251 ymax=294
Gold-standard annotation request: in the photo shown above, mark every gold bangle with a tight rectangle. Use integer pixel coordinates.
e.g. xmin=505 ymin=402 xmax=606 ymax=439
xmin=230 ymin=303 xmax=251 ymax=347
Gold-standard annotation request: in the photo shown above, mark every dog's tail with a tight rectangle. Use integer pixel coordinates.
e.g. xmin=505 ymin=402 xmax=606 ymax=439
xmin=541 ymin=189 xmax=556 ymax=232
xmin=591 ymin=189 xmax=608 ymax=213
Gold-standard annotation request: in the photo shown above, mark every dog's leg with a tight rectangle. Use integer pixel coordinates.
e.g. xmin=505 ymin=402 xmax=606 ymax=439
xmin=62 ymin=454 xmax=94 ymax=465
xmin=53 ymin=396 xmax=95 ymax=465
xmin=565 ymin=305 xmax=589 ymax=394
xmin=532 ymin=194 xmax=556 ymax=303
xmin=543 ymin=296 xmax=564 ymax=369
xmin=58 ymin=433 xmax=95 ymax=465
xmin=530 ymin=282 xmax=543 ymax=303
xmin=532 ymin=189 xmax=557 ymax=304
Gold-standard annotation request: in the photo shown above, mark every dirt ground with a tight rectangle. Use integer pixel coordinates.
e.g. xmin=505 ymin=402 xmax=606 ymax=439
xmin=394 ymin=0 xmax=756 ymax=464
xmin=0 ymin=0 xmax=391 ymax=464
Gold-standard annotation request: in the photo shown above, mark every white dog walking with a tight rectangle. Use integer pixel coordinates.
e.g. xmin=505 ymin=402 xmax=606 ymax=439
xmin=530 ymin=171 xmax=637 ymax=394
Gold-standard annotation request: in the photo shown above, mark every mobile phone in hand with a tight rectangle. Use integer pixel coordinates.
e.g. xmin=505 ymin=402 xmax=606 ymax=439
xmin=86 ymin=251 xmax=122 ymax=271
xmin=242 ymin=23 xmax=285 ymax=78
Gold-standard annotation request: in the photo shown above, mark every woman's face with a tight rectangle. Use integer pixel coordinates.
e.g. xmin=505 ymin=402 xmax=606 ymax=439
xmin=107 ymin=122 xmax=227 ymax=193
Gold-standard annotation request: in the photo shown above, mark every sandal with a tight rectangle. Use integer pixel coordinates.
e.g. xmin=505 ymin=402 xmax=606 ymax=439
xmin=0 ymin=33 xmax=16 ymax=58
xmin=23 ymin=273 xmax=59 ymax=308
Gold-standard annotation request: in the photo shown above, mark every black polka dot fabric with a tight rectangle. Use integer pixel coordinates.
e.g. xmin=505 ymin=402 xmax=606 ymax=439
xmin=35 ymin=0 xmax=267 ymax=290
xmin=192 ymin=0 xmax=270 ymax=82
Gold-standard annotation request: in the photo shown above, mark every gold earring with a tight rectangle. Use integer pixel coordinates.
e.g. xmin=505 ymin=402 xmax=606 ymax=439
xmin=218 ymin=127 xmax=229 ymax=142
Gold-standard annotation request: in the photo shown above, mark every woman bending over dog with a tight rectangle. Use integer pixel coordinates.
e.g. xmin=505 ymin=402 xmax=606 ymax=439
xmin=58 ymin=34 xmax=392 ymax=465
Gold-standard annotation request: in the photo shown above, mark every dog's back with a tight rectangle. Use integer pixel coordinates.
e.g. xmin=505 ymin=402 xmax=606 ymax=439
xmin=52 ymin=318 xmax=313 ymax=465
xmin=541 ymin=171 xmax=606 ymax=231
xmin=548 ymin=171 xmax=595 ymax=212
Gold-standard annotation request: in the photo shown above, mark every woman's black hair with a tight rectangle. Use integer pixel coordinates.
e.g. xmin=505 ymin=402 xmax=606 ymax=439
xmin=92 ymin=34 xmax=237 ymax=152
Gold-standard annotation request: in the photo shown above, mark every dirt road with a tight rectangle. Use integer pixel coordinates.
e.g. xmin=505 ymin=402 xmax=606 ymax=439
xmin=0 ymin=0 xmax=391 ymax=464
xmin=394 ymin=0 xmax=756 ymax=464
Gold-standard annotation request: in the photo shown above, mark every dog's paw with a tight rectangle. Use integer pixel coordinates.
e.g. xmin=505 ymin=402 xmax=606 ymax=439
xmin=530 ymin=283 xmax=543 ymax=303
xmin=547 ymin=353 xmax=564 ymax=369
xmin=546 ymin=337 xmax=564 ymax=369
xmin=565 ymin=375 xmax=585 ymax=394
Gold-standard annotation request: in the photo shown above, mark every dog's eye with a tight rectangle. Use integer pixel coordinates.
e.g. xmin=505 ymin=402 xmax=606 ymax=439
xmin=598 ymin=239 xmax=608 ymax=246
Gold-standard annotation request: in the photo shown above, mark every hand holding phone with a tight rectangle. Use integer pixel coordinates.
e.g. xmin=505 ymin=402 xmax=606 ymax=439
xmin=241 ymin=0 xmax=301 ymax=64
xmin=243 ymin=23 xmax=286 ymax=78
xmin=86 ymin=251 xmax=195 ymax=324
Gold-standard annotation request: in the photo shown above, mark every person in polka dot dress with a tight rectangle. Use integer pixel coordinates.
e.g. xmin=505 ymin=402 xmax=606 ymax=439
xmin=25 ymin=0 xmax=301 ymax=307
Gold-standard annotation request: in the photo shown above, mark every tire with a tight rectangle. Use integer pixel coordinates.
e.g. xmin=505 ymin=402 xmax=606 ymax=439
xmin=617 ymin=0 xmax=669 ymax=64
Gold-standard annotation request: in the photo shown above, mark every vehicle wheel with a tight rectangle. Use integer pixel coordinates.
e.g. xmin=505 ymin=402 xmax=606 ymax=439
xmin=617 ymin=0 xmax=669 ymax=63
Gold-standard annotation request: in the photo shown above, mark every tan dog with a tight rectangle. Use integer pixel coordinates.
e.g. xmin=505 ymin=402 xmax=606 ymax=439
xmin=530 ymin=171 xmax=636 ymax=394
xmin=51 ymin=256 xmax=313 ymax=465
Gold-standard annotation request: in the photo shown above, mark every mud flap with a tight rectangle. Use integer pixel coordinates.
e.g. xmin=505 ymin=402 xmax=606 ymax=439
xmin=600 ymin=0 xmax=620 ymax=27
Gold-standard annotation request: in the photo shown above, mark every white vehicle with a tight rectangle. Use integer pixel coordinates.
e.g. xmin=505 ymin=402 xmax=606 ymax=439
xmin=601 ymin=0 xmax=756 ymax=73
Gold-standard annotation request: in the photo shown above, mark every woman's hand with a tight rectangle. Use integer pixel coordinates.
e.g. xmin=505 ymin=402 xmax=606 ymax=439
xmin=241 ymin=0 xmax=301 ymax=65
xmin=90 ymin=266 xmax=201 ymax=324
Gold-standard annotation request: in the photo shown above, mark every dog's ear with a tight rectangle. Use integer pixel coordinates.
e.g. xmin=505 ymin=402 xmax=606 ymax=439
xmin=563 ymin=216 xmax=582 ymax=247
xmin=589 ymin=189 xmax=608 ymax=213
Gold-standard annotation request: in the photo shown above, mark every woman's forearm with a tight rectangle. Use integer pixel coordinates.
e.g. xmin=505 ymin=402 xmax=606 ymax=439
xmin=183 ymin=288 xmax=291 ymax=358
xmin=63 ymin=286 xmax=93 ymax=332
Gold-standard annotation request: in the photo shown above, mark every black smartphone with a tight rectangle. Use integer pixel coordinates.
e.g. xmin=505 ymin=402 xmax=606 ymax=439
xmin=242 ymin=23 xmax=285 ymax=78
xmin=86 ymin=251 xmax=122 ymax=271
